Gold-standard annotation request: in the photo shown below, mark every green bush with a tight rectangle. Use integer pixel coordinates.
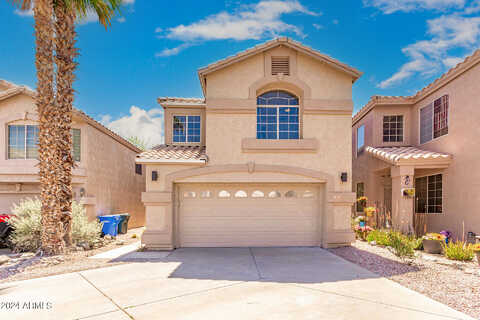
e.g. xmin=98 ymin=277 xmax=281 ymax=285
xmin=9 ymin=198 xmax=102 ymax=252
xmin=410 ymin=237 xmax=423 ymax=250
xmin=443 ymin=241 xmax=474 ymax=261
xmin=387 ymin=231 xmax=415 ymax=260
xmin=366 ymin=229 xmax=391 ymax=246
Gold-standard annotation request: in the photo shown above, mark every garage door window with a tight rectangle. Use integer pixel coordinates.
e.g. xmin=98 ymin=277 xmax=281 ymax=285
xmin=218 ymin=190 xmax=231 ymax=198
xmin=251 ymin=190 xmax=265 ymax=198
xmin=285 ymin=190 xmax=297 ymax=198
xmin=200 ymin=191 xmax=213 ymax=198
xmin=183 ymin=191 xmax=196 ymax=198
xmin=234 ymin=190 xmax=248 ymax=198
xmin=268 ymin=191 xmax=281 ymax=198
xmin=303 ymin=190 xmax=314 ymax=198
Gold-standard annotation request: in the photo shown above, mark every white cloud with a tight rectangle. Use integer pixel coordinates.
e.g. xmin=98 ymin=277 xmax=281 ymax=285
xmin=332 ymin=19 xmax=339 ymax=24
xmin=100 ymin=106 xmax=164 ymax=148
xmin=364 ymin=0 xmax=465 ymax=14
xmin=14 ymin=8 xmax=33 ymax=16
xmin=117 ymin=17 xmax=126 ymax=23
xmin=312 ymin=23 xmax=323 ymax=30
xmin=378 ymin=12 xmax=480 ymax=88
xmin=155 ymin=43 xmax=193 ymax=57
xmin=156 ymin=0 xmax=316 ymax=56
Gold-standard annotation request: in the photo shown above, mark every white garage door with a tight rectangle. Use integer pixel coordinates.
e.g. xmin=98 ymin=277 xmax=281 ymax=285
xmin=178 ymin=184 xmax=320 ymax=247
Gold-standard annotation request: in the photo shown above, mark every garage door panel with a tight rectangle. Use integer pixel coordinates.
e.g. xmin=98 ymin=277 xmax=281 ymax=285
xmin=178 ymin=184 xmax=321 ymax=247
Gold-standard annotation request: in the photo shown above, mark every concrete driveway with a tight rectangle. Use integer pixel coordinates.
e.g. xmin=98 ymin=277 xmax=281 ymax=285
xmin=0 ymin=247 xmax=473 ymax=320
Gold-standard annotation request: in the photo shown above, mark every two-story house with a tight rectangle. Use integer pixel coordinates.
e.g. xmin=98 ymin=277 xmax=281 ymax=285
xmin=0 ymin=80 xmax=146 ymax=228
xmin=136 ymin=38 xmax=362 ymax=249
xmin=352 ymin=49 xmax=480 ymax=239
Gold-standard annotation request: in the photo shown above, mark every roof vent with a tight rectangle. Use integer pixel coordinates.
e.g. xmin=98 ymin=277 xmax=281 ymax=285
xmin=271 ymin=57 xmax=290 ymax=76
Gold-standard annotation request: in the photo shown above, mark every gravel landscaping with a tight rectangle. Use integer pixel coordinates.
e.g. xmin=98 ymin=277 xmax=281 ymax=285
xmin=0 ymin=227 xmax=144 ymax=283
xmin=329 ymin=240 xmax=480 ymax=319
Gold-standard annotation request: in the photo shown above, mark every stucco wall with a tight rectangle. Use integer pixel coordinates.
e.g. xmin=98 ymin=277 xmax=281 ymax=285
xmin=409 ymin=63 xmax=480 ymax=238
xmin=85 ymin=124 xmax=145 ymax=227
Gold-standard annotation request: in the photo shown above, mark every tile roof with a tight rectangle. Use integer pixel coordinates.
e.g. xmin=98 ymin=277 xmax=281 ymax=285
xmin=157 ymin=97 xmax=205 ymax=107
xmin=353 ymin=48 xmax=480 ymax=125
xmin=365 ymin=146 xmax=452 ymax=165
xmin=137 ymin=145 xmax=208 ymax=163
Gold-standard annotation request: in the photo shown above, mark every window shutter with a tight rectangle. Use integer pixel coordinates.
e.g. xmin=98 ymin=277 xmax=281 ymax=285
xmin=271 ymin=57 xmax=290 ymax=76
xmin=72 ymin=128 xmax=81 ymax=162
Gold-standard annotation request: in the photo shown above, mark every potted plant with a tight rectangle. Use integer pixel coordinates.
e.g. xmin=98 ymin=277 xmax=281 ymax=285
xmin=354 ymin=215 xmax=366 ymax=227
xmin=357 ymin=196 xmax=367 ymax=209
xmin=422 ymin=233 xmax=446 ymax=254
xmin=354 ymin=225 xmax=373 ymax=241
xmin=473 ymin=244 xmax=480 ymax=266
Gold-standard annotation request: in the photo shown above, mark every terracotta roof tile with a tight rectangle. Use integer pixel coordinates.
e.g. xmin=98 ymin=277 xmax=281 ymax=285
xmin=365 ymin=146 xmax=452 ymax=165
xmin=137 ymin=145 xmax=208 ymax=162
xmin=157 ymin=97 xmax=205 ymax=106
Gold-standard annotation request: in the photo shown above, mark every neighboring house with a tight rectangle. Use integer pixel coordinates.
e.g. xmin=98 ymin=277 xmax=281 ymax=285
xmin=136 ymin=37 xmax=362 ymax=249
xmin=0 ymin=80 xmax=145 ymax=228
xmin=352 ymin=50 xmax=480 ymax=239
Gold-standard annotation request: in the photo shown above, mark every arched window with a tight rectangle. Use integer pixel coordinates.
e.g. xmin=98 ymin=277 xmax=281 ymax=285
xmin=257 ymin=91 xmax=299 ymax=140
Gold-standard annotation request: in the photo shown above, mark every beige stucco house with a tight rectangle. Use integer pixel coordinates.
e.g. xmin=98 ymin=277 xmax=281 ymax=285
xmin=352 ymin=49 xmax=480 ymax=239
xmin=136 ymin=37 xmax=362 ymax=249
xmin=0 ymin=80 xmax=145 ymax=228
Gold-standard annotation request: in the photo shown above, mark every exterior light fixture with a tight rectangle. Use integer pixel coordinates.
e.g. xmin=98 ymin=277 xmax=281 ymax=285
xmin=340 ymin=172 xmax=348 ymax=182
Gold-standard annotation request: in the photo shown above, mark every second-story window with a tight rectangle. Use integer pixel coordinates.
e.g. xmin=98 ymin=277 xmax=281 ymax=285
xmin=256 ymin=90 xmax=299 ymax=140
xmin=420 ymin=95 xmax=449 ymax=144
xmin=383 ymin=115 xmax=403 ymax=142
xmin=173 ymin=115 xmax=201 ymax=143
xmin=8 ymin=125 xmax=39 ymax=159
xmin=357 ymin=125 xmax=365 ymax=154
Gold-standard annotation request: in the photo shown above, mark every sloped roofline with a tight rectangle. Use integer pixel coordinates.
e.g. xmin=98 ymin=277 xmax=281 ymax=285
xmin=0 ymin=80 xmax=141 ymax=153
xmin=352 ymin=48 xmax=480 ymax=126
xmin=197 ymin=37 xmax=363 ymax=96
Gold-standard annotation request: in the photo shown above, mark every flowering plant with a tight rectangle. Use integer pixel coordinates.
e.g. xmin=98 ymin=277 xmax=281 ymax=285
xmin=354 ymin=225 xmax=374 ymax=241
xmin=423 ymin=233 xmax=446 ymax=241
xmin=440 ymin=230 xmax=452 ymax=240
xmin=471 ymin=244 xmax=480 ymax=252
xmin=354 ymin=216 xmax=366 ymax=224
xmin=357 ymin=196 xmax=368 ymax=202
xmin=363 ymin=206 xmax=377 ymax=217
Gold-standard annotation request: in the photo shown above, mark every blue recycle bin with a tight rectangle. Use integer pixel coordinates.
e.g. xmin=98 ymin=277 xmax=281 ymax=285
xmin=98 ymin=215 xmax=122 ymax=237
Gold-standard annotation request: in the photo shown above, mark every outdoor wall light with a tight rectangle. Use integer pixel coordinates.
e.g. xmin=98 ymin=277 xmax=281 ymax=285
xmin=340 ymin=172 xmax=348 ymax=182
xmin=152 ymin=171 xmax=158 ymax=181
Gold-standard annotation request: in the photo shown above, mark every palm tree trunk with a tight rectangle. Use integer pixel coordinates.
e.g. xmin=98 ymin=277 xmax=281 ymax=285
xmin=54 ymin=4 xmax=77 ymax=248
xmin=34 ymin=0 xmax=64 ymax=255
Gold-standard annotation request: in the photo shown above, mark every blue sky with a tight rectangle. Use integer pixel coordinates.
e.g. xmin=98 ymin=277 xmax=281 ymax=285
xmin=1 ymin=0 xmax=480 ymax=146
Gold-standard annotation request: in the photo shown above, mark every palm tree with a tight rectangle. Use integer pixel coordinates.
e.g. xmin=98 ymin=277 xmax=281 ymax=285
xmin=10 ymin=0 xmax=122 ymax=255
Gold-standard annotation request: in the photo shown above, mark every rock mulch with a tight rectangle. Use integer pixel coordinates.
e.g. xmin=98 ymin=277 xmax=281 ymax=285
xmin=0 ymin=227 xmax=144 ymax=283
xmin=329 ymin=240 xmax=480 ymax=319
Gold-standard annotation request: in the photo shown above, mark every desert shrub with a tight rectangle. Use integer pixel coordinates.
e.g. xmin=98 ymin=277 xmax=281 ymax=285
xmin=9 ymin=198 xmax=102 ymax=252
xmin=410 ymin=237 xmax=423 ymax=250
xmin=387 ymin=231 xmax=415 ymax=260
xmin=366 ymin=229 xmax=391 ymax=246
xmin=443 ymin=241 xmax=474 ymax=261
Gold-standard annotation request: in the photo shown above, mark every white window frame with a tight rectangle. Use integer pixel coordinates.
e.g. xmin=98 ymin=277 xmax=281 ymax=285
xmin=419 ymin=95 xmax=449 ymax=145
xmin=7 ymin=124 xmax=39 ymax=160
xmin=172 ymin=115 xmax=201 ymax=144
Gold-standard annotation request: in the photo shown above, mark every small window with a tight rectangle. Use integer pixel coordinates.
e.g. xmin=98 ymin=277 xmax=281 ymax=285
xmin=173 ymin=115 xmax=201 ymax=143
xmin=200 ymin=191 xmax=212 ymax=198
xmin=303 ymin=190 xmax=314 ymax=198
xmin=285 ymin=190 xmax=297 ymax=198
xmin=415 ymin=174 xmax=442 ymax=213
xmin=357 ymin=125 xmax=365 ymax=154
xmin=234 ymin=190 xmax=248 ymax=198
xmin=183 ymin=191 xmax=196 ymax=198
xmin=383 ymin=115 xmax=403 ymax=142
xmin=8 ymin=125 xmax=39 ymax=159
xmin=356 ymin=183 xmax=365 ymax=212
xmin=135 ymin=163 xmax=142 ymax=175
xmin=271 ymin=57 xmax=290 ymax=76
xmin=218 ymin=190 xmax=231 ymax=198
xmin=251 ymin=190 xmax=265 ymax=198
xmin=268 ymin=191 xmax=281 ymax=198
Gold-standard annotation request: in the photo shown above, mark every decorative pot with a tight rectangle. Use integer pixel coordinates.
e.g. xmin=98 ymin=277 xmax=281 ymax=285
xmin=423 ymin=239 xmax=443 ymax=254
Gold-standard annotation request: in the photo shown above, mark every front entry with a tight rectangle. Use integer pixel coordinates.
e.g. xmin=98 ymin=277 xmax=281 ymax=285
xmin=177 ymin=183 xmax=321 ymax=247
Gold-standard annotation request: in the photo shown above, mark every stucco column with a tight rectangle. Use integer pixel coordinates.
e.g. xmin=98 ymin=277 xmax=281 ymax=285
xmin=79 ymin=196 xmax=97 ymax=221
xmin=141 ymin=191 xmax=174 ymax=250
xmin=322 ymin=192 xmax=356 ymax=248
xmin=391 ymin=166 xmax=415 ymax=233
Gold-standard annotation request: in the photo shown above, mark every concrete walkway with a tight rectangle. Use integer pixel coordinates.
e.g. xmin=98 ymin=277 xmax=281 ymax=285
xmin=0 ymin=247 xmax=473 ymax=320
